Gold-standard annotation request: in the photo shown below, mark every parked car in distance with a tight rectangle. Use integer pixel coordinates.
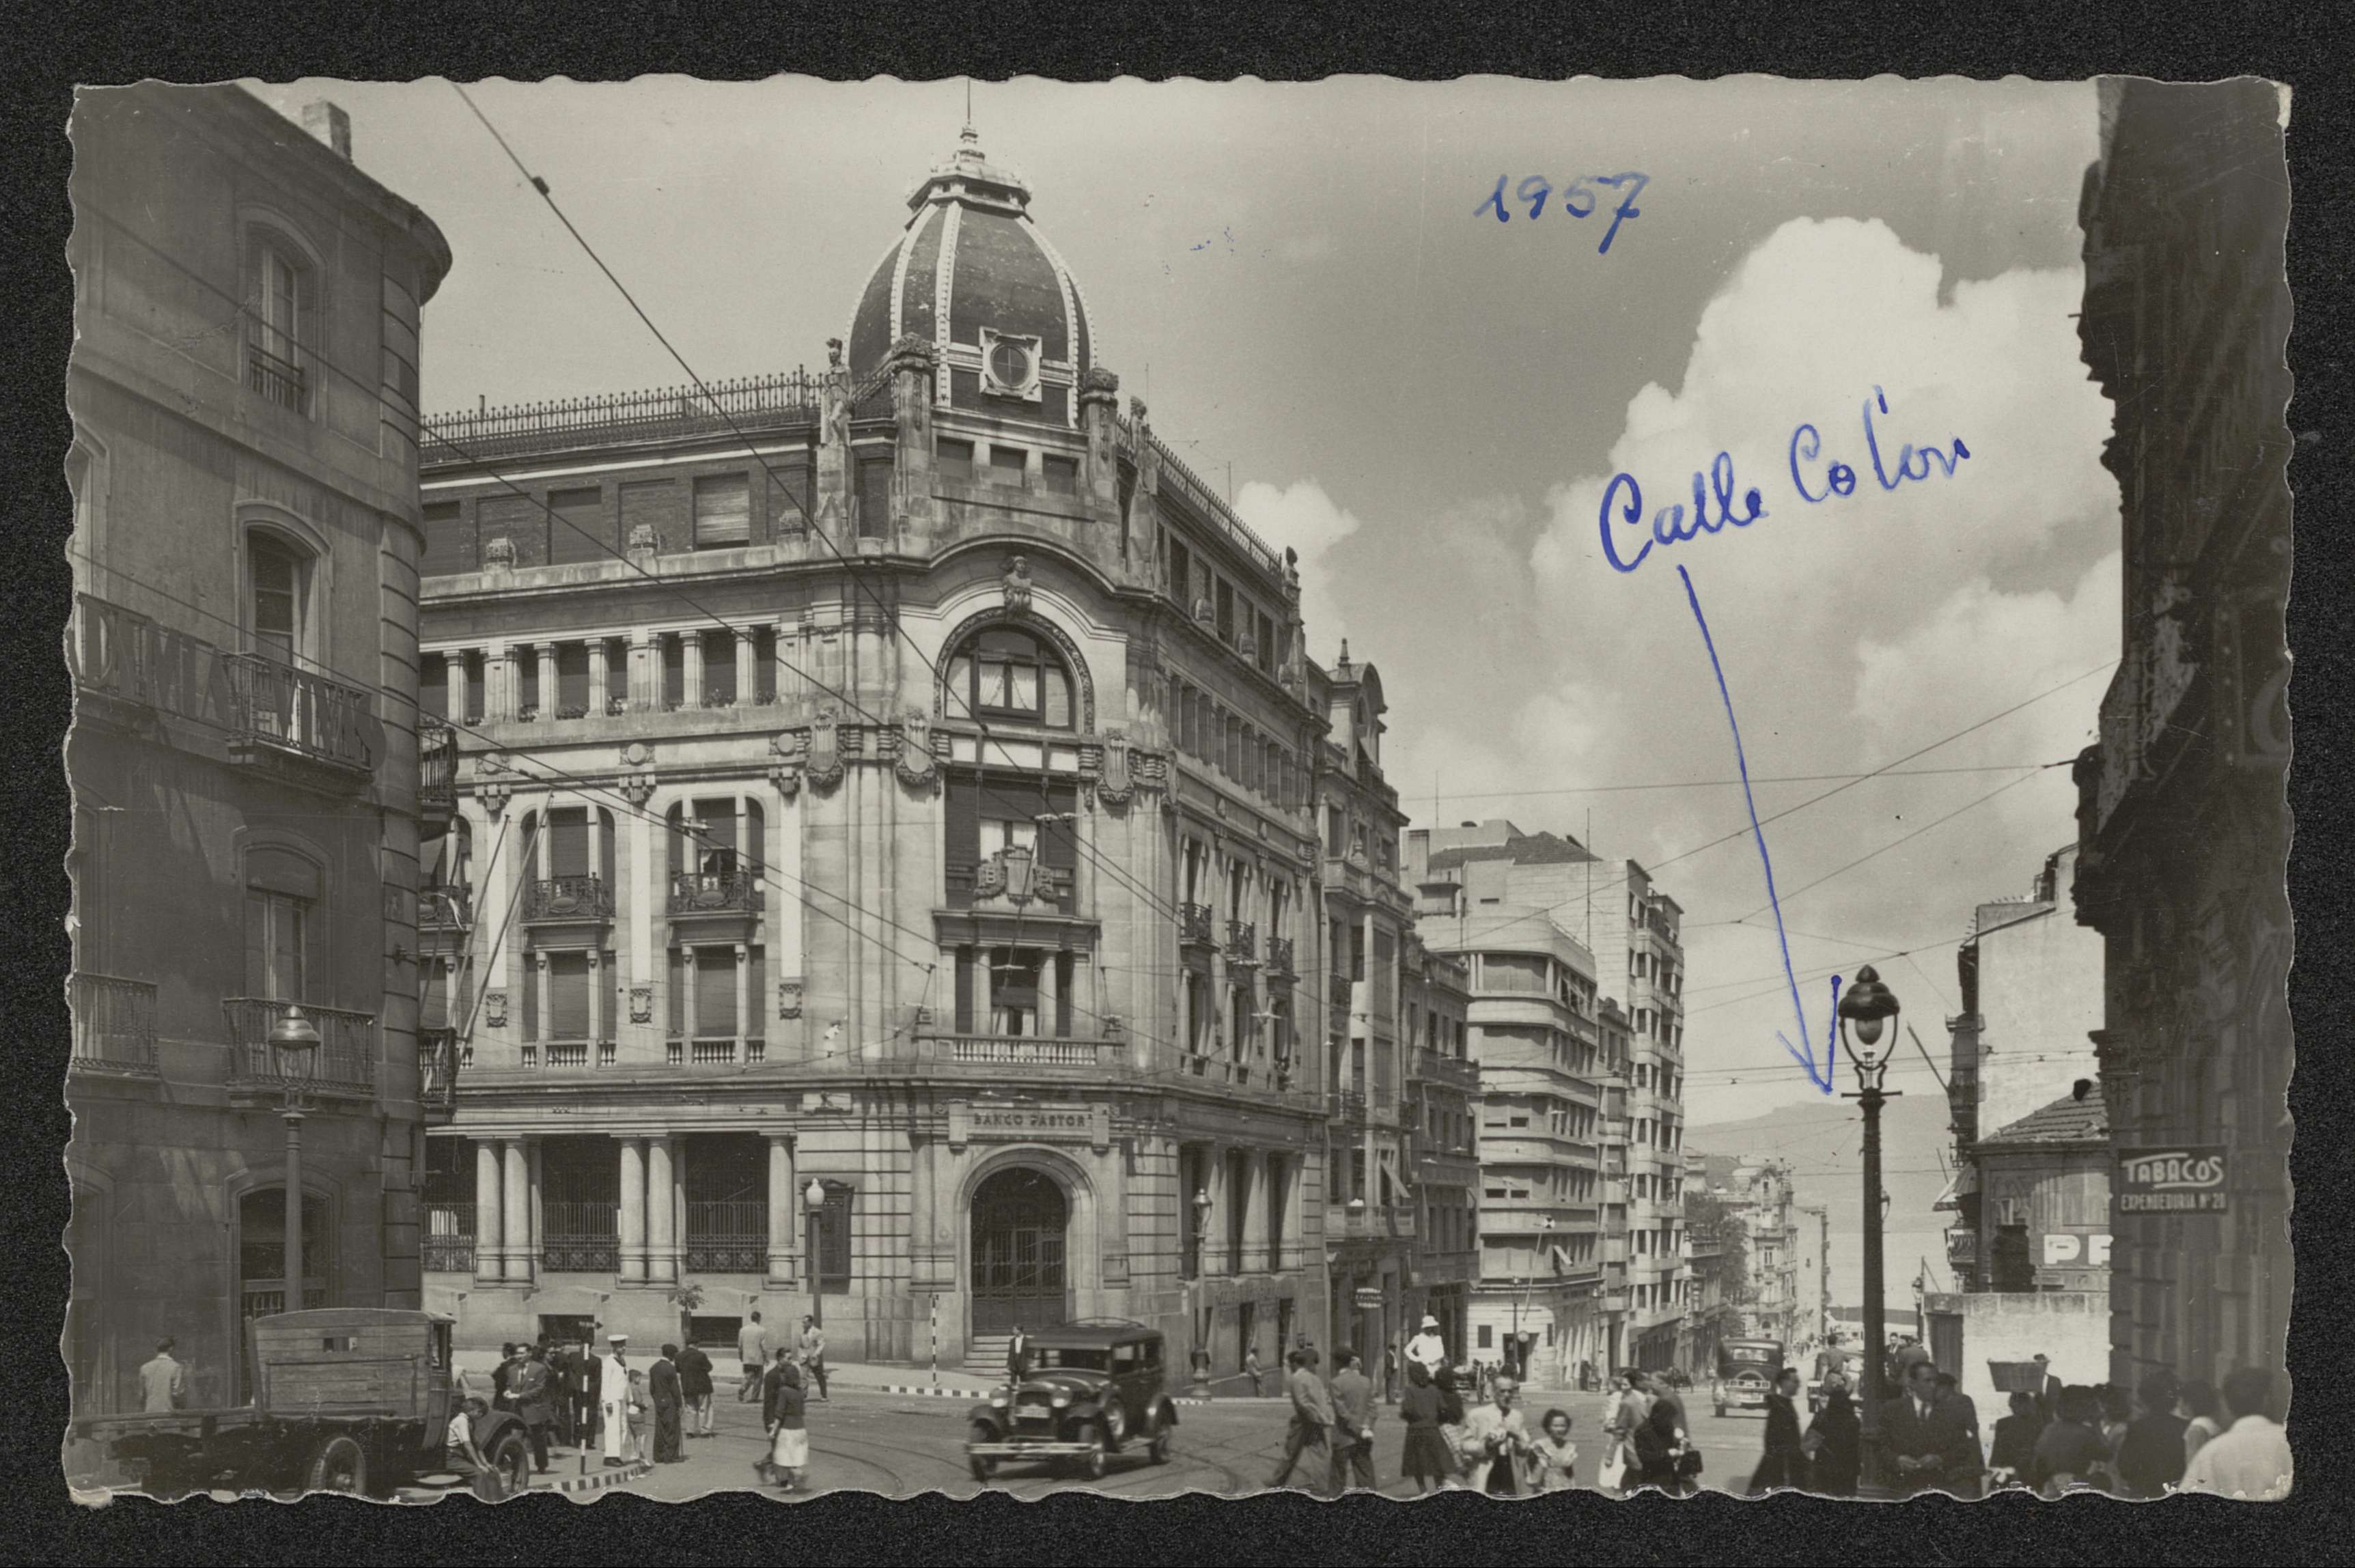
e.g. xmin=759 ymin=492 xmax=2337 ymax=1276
xmin=965 ymin=1321 xmax=1179 ymax=1482
xmin=1711 ymin=1338 xmax=1786 ymax=1418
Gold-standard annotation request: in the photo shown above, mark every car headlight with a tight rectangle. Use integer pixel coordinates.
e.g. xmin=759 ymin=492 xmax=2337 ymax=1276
xmin=990 ymin=1395 xmax=1007 ymax=1408
xmin=1051 ymin=1393 xmax=1072 ymax=1409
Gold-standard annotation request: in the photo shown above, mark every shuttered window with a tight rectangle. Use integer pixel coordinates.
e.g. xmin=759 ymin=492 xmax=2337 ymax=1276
xmin=244 ymin=889 xmax=306 ymax=1000
xmin=548 ymin=486 xmax=608 ymax=565
xmin=548 ymin=951 xmax=591 ymax=1039
xmin=694 ymin=947 xmax=738 ymax=1036
xmin=421 ymin=501 xmax=473 ymax=576
xmin=693 ymin=474 xmax=751 ymax=548
xmin=668 ymin=948 xmax=686 ymax=1035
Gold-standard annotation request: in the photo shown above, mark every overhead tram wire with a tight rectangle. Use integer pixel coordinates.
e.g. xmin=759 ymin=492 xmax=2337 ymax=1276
xmin=1729 ymin=768 xmax=2046 ymax=923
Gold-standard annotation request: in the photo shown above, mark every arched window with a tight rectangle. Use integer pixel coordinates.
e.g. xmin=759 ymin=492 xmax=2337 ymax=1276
xmin=945 ymin=626 xmax=1073 ymax=729
xmin=245 ymin=225 xmax=316 ymax=415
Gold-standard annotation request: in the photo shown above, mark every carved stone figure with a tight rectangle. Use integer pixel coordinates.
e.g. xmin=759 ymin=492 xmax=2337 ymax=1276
xmin=629 ymin=985 xmax=654 ymax=1024
xmin=896 ymin=707 xmax=938 ymax=791
xmin=483 ymin=534 xmax=516 ymax=570
xmin=1003 ymin=555 xmax=1034 ymax=617
xmin=768 ymin=730 xmax=804 ymax=798
xmin=806 ymin=705 xmax=844 ymax=791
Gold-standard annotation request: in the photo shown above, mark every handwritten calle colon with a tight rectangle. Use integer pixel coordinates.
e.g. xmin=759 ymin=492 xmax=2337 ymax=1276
xmin=1598 ymin=387 xmax=1973 ymax=574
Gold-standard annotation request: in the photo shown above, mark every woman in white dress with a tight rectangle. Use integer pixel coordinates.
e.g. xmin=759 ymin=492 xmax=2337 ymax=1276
xmin=764 ymin=1353 xmax=811 ymax=1490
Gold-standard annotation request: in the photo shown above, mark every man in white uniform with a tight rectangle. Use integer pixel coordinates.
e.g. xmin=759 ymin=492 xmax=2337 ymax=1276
xmin=1405 ymin=1315 xmax=1448 ymax=1381
xmin=598 ymin=1333 xmax=635 ymax=1466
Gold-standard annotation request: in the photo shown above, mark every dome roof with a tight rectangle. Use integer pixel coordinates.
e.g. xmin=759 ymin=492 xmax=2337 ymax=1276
xmin=846 ymin=127 xmax=1093 ymax=427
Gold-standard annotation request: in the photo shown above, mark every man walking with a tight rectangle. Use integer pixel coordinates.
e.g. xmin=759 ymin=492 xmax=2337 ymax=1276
xmin=737 ymin=1311 xmax=770 ymax=1403
xmin=1328 ymin=1347 xmax=1379 ymax=1492
xmin=1265 ymin=1348 xmax=1337 ymax=1495
xmin=1748 ymin=1368 xmax=1808 ymax=1493
xmin=2115 ymin=1369 xmax=2189 ymax=1498
xmin=2181 ymin=1367 xmax=2292 ymax=1501
xmin=139 ymin=1339 xmax=186 ymax=1414
xmin=798 ymin=1316 xmax=829 ymax=1402
xmin=677 ymin=1339 xmax=716 ymax=1438
xmin=1244 ymin=1342 xmax=1265 ymax=1397
xmin=649 ymin=1344 xmax=686 ymax=1464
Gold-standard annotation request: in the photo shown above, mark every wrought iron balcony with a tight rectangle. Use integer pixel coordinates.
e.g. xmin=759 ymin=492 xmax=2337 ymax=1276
xmin=247 ymin=342 xmax=309 ymax=412
xmin=1264 ymin=936 xmax=1296 ymax=977
xmin=223 ymin=653 xmax=380 ymax=782
xmin=419 ymin=882 xmax=473 ymax=931
xmin=526 ymin=875 xmax=613 ymax=922
xmin=1412 ymin=1048 xmax=1479 ymax=1093
xmin=424 ymin=369 xmax=821 ymax=466
xmin=1327 ymin=1088 xmax=1369 ymax=1124
xmin=419 ymin=1027 xmax=460 ymax=1115
xmin=669 ymin=870 xmax=761 ymax=915
xmin=221 ymin=998 xmax=378 ymax=1098
xmin=419 ymin=718 xmax=458 ymax=817
xmin=1178 ymin=902 xmax=1218 ymax=947
xmin=1225 ymin=921 xmax=1257 ymax=964
xmin=69 ymin=972 xmax=159 ymax=1078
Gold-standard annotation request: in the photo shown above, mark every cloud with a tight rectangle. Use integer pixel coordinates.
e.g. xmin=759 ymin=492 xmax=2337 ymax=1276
xmin=1235 ymin=477 xmax=1363 ymax=652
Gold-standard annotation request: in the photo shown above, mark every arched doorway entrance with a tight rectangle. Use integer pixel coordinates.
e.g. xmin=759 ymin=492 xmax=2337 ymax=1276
xmin=970 ymin=1166 xmax=1069 ymax=1335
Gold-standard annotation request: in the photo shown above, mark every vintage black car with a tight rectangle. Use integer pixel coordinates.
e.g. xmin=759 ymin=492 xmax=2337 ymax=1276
xmin=964 ymin=1321 xmax=1179 ymax=1481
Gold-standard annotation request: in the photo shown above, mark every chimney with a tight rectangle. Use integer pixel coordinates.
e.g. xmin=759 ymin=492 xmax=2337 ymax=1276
xmin=301 ymin=100 xmax=353 ymax=162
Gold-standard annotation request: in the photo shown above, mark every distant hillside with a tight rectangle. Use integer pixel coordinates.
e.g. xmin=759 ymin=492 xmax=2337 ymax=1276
xmin=1686 ymin=1091 xmax=1956 ymax=1313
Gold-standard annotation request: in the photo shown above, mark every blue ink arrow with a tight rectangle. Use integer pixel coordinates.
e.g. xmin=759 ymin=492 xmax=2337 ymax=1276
xmin=1675 ymin=563 xmax=1834 ymax=1094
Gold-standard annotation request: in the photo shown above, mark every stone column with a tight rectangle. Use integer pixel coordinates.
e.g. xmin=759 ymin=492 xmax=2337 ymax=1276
xmin=629 ymin=797 xmax=655 ymax=1062
xmin=647 ymin=1136 xmax=678 ymax=1285
xmin=619 ymin=1137 xmax=647 ymax=1284
xmin=1039 ymin=951 xmax=1060 ymax=1039
xmin=444 ymin=650 xmax=467 ymax=722
xmin=772 ymin=621 xmax=796 ymax=708
xmin=735 ymin=626 xmax=758 ymax=705
xmin=474 ymin=1138 xmax=504 ymax=1285
xmin=627 ymin=630 xmax=653 ymax=711
xmin=766 ymin=1135 xmax=797 ymax=1286
xmin=533 ymin=641 xmax=556 ymax=716
xmin=503 ymin=1138 xmax=532 ymax=1284
xmin=734 ymin=942 xmax=751 ymax=1052
xmin=683 ymin=632 xmax=706 ymax=709
xmin=588 ymin=638 xmax=611 ymax=716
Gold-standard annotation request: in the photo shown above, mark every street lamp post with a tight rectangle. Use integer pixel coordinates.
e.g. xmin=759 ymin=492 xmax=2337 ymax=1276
xmin=1837 ymin=965 xmax=1901 ymax=1495
xmin=269 ymin=1006 xmax=321 ymax=1313
xmin=1190 ymin=1187 xmax=1214 ymax=1396
xmin=803 ymin=1177 xmax=828 ymax=1327
xmin=1511 ymin=1216 xmax=1554 ymax=1382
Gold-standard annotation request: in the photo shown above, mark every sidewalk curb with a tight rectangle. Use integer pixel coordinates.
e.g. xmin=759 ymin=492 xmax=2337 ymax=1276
xmin=544 ymin=1458 xmax=653 ymax=1496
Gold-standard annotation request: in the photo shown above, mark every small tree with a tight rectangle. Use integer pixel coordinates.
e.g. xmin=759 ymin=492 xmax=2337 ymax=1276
xmin=668 ymin=1281 xmax=705 ymax=1348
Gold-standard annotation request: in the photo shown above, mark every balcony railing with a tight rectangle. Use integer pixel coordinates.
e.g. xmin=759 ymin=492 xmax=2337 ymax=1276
xmin=1946 ymin=1226 xmax=1979 ymax=1267
xmin=423 ymin=1205 xmax=474 ymax=1272
xmin=221 ymin=998 xmax=378 ymax=1097
xmin=1225 ymin=921 xmax=1257 ymax=964
xmin=70 ymin=972 xmax=159 ymax=1078
xmin=419 ymin=1027 xmax=460 ymax=1112
xmin=419 ymin=882 xmax=473 ymax=931
xmin=669 ymin=871 xmax=761 ymax=915
xmin=248 ymin=342 xmax=309 ymax=412
xmin=1327 ymin=1088 xmax=1368 ymax=1124
xmin=1328 ymin=1203 xmax=1417 ymax=1242
xmin=663 ymin=1037 xmax=765 ymax=1066
xmin=940 ymin=1034 xmax=1106 ymax=1068
xmin=526 ymin=876 xmax=613 ymax=921
xmin=223 ymin=653 xmax=380 ymax=779
xmin=1264 ymin=936 xmax=1296 ymax=977
xmin=1178 ymin=903 xmax=1218 ymax=947
xmin=419 ymin=718 xmax=458 ymax=817
xmin=1411 ymin=1048 xmax=1479 ymax=1093
xmin=424 ymin=370 xmax=821 ymax=466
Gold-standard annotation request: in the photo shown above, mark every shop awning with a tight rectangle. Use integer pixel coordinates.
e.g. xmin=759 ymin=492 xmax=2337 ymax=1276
xmin=1931 ymin=1164 xmax=1979 ymax=1212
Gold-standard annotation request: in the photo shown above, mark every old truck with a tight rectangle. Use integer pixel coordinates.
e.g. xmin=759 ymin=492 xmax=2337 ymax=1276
xmin=75 ymin=1308 xmax=531 ymax=1500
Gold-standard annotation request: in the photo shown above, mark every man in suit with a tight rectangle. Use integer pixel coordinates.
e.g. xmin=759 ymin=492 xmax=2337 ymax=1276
xmin=1327 ymin=1347 xmax=1379 ymax=1492
xmin=1879 ymin=1358 xmax=1981 ymax=1496
xmin=1265 ymin=1349 xmax=1337 ymax=1496
xmin=676 ymin=1339 xmax=716 ymax=1438
xmin=1749 ymin=1368 xmax=1809 ymax=1492
xmin=138 ymin=1339 xmax=187 ymax=1414
xmin=511 ymin=1344 xmax=556 ymax=1473
xmin=1005 ymin=1324 xmax=1032 ymax=1390
xmin=2116 ymin=1369 xmax=2190 ymax=1498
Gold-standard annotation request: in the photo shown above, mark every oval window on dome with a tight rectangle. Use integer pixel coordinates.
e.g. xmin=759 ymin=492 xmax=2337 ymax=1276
xmin=989 ymin=339 xmax=1030 ymax=387
xmin=980 ymin=328 xmax=1042 ymax=401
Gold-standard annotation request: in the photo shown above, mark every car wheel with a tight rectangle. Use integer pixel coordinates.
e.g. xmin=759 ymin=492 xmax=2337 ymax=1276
xmin=1147 ymin=1425 xmax=1172 ymax=1465
xmin=490 ymin=1431 xmax=532 ymax=1497
xmin=305 ymin=1434 xmax=368 ymax=1497
xmin=1076 ymin=1423 xmax=1108 ymax=1481
xmin=968 ymin=1424 xmax=997 ymax=1483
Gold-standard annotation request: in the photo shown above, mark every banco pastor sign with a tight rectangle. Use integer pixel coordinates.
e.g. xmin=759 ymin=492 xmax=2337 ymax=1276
xmin=2116 ymin=1145 xmax=2228 ymax=1214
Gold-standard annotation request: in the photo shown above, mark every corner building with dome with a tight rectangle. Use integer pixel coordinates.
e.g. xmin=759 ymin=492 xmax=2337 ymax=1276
xmin=405 ymin=129 xmax=1434 ymax=1372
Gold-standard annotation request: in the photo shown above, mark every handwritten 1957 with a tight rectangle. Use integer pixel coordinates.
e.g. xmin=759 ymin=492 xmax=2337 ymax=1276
xmin=1600 ymin=386 xmax=1972 ymax=574
xmin=1475 ymin=172 xmax=1649 ymax=254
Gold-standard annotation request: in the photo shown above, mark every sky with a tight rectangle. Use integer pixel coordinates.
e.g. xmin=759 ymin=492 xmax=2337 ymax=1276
xmin=242 ymin=75 xmax=2119 ymax=1149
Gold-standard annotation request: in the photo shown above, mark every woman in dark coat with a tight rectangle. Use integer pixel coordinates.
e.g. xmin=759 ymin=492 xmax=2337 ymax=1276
xmin=1397 ymin=1361 xmax=1455 ymax=1494
xmin=1804 ymin=1375 xmax=1862 ymax=1496
xmin=1748 ymin=1369 xmax=1809 ymax=1494
xmin=1631 ymin=1398 xmax=1692 ymax=1496
xmin=650 ymin=1344 xmax=686 ymax=1464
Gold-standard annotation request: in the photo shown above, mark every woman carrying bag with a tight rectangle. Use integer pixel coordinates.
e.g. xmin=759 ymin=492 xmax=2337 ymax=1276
xmin=1632 ymin=1398 xmax=1699 ymax=1496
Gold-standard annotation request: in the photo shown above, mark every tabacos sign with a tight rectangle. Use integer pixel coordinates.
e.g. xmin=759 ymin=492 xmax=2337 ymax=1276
xmin=2116 ymin=1145 xmax=2229 ymax=1214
